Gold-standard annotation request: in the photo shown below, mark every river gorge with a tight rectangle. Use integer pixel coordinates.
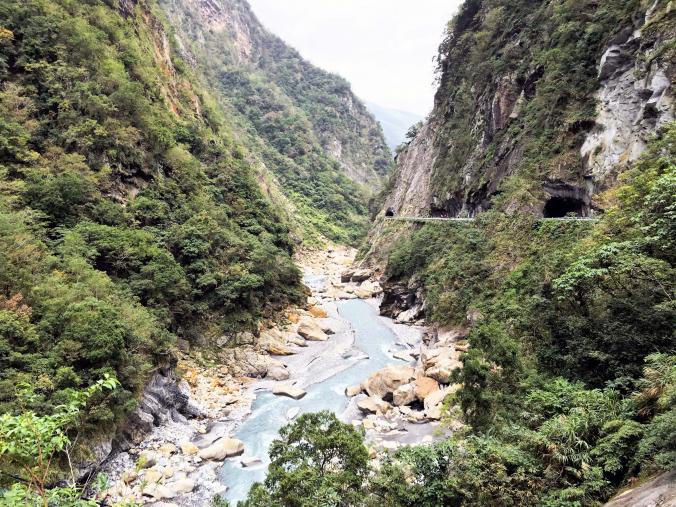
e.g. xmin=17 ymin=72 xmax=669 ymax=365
xmin=98 ymin=248 xmax=459 ymax=506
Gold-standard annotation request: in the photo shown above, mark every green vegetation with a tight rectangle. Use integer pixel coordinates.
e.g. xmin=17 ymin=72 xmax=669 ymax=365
xmin=244 ymin=126 xmax=674 ymax=506
xmin=429 ymin=0 xmax=675 ymax=209
xmin=0 ymin=376 xmax=119 ymax=506
xmin=240 ymin=412 xmax=369 ymax=507
xmin=159 ymin=0 xmax=392 ymax=245
xmin=0 ymin=0 xmax=303 ymax=476
xmin=379 ymin=124 xmax=676 ymax=503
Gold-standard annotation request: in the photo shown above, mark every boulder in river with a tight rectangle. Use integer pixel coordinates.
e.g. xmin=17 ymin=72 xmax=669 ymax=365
xmin=345 ymin=384 xmax=363 ymax=397
xmin=198 ymin=437 xmax=245 ymax=461
xmin=240 ymin=457 xmax=263 ymax=468
xmin=272 ymin=384 xmax=307 ymax=400
xmin=414 ymin=376 xmax=440 ymax=400
xmin=297 ymin=320 xmax=328 ymax=341
xmin=357 ymin=396 xmax=392 ymax=415
xmin=392 ymin=383 xmax=416 ymax=406
xmin=362 ymin=365 xmax=415 ymax=400
xmin=266 ymin=364 xmax=290 ymax=381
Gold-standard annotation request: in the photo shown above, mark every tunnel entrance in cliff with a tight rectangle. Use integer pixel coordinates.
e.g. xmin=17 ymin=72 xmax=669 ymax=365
xmin=543 ymin=196 xmax=586 ymax=218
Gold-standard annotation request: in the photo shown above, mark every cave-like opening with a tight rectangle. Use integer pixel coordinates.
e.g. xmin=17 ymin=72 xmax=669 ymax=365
xmin=543 ymin=196 xmax=586 ymax=218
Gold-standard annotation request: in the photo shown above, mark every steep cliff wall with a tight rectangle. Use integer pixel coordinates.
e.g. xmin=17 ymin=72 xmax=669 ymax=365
xmin=159 ymin=0 xmax=392 ymax=244
xmin=374 ymin=0 xmax=674 ymax=230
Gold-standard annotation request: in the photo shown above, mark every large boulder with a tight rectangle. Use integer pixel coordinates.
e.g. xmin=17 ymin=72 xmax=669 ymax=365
xmin=272 ymin=384 xmax=307 ymax=400
xmin=414 ymin=377 xmax=440 ymax=400
xmin=286 ymin=334 xmax=307 ymax=347
xmin=297 ymin=320 xmax=328 ymax=342
xmin=198 ymin=437 xmax=245 ymax=461
xmin=423 ymin=385 xmax=461 ymax=420
xmin=357 ymin=396 xmax=392 ymax=415
xmin=345 ymin=385 xmax=363 ymax=397
xmin=362 ymin=365 xmax=415 ymax=400
xmin=167 ymin=478 xmax=195 ymax=494
xmin=350 ymin=269 xmax=372 ymax=283
xmin=422 ymin=347 xmax=462 ymax=384
xmin=392 ymin=383 xmax=416 ymax=406
xmin=259 ymin=328 xmax=294 ymax=356
xmin=266 ymin=364 xmax=290 ymax=381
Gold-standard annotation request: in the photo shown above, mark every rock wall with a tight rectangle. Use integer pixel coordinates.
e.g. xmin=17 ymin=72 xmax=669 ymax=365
xmin=159 ymin=0 xmax=391 ymax=189
xmin=581 ymin=4 xmax=674 ymax=190
xmin=373 ymin=0 xmax=674 ymax=227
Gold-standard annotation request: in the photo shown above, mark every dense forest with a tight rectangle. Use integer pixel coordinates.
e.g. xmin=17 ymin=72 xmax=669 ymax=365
xmin=0 ymin=0 xmax=308 ymax=495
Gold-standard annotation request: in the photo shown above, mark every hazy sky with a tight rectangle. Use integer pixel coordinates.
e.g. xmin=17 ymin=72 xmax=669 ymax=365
xmin=247 ymin=0 xmax=462 ymax=116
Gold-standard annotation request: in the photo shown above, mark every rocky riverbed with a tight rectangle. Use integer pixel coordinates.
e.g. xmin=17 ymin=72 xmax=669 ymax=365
xmin=98 ymin=247 xmax=464 ymax=506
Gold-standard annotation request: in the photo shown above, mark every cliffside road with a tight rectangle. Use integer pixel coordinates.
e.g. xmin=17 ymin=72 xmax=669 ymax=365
xmin=385 ymin=216 xmax=600 ymax=223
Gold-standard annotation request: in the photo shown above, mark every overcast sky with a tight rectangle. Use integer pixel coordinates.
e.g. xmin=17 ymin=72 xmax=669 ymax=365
xmin=247 ymin=0 xmax=462 ymax=116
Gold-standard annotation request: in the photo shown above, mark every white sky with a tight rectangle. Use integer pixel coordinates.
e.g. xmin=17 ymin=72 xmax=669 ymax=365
xmin=247 ymin=0 xmax=462 ymax=116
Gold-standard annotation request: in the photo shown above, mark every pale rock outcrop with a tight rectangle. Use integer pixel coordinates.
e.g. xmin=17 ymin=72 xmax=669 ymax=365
xmin=414 ymin=376 xmax=440 ymax=400
xmin=198 ymin=437 xmax=245 ymax=461
xmin=392 ymin=383 xmax=417 ymax=406
xmin=604 ymin=470 xmax=676 ymax=507
xmin=421 ymin=347 xmax=462 ymax=384
xmin=345 ymin=385 xmax=363 ymax=397
xmin=581 ymin=7 xmax=674 ymax=187
xmin=357 ymin=396 xmax=392 ymax=415
xmin=361 ymin=365 xmax=416 ymax=400
xmin=297 ymin=319 xmax=328 ymax=342
xmin=272 ymin=384 xmax=307 ymax=400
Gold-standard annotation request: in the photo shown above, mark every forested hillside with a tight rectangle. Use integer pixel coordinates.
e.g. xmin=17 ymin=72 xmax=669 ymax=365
xmin=349 ymin=0 xmax=676 ymax=505
xmin=159 ymin=0 xmax=392 ymax=245
xmin=0 ymin=0 xmax=304 ymax=449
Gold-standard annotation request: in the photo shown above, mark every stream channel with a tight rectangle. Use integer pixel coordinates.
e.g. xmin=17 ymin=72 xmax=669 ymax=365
xmin=220 ymin=274 xmax=414 ymax=503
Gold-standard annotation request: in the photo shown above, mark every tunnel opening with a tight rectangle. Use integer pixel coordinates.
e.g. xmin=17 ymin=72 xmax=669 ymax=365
xmin=543 ymin=196 xmax=586 ymax=218
xmin=385 ymin=207 xmax=395 ymax=217
xmin=430 ymin=207 xmax=449 ymax=218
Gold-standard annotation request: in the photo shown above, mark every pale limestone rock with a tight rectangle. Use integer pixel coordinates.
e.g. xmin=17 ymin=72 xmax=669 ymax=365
xmin=392 ymin=383 xmax=416 ymax=406
xmin=345 ymin=384 xmax=363 ymax=397
xmin=422 ymin=347 xmax=462 ymax=384
xmin=266 ymin=364 xmax=290 ymax=381
xmin=240 ymin=457 xmax=263 ymax=468
xmin=357 ymin=396 xmax=392 ymax=415
xmin=158 ymin=443 xmax=178 ymax=456
xmin=297 ymin=320 xmax=328 ymax=342
xmin=272 ymin=384 xmax=307 ymax=400
xmin=198 ymin=437 xmax=245 ymax=461
xmin=144 ymin=484 xmax=176 ymax=500
xmin=166 ymin=478 xmax=195 ymax=494
xmin=362 ymin=365 xmax=415 ymax=399
xmin=414 ymin=377 xmax=440 ymax=400
xmin=286 ymin=334 xmax=307 ymax=347
xmin=121 ymin=470 xmax=137 ymax=484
